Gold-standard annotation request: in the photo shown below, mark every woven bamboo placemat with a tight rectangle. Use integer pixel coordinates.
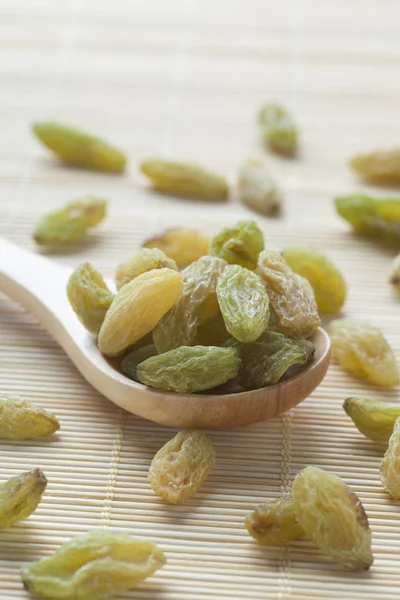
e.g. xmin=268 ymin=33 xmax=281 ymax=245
xmin=1 ymin=1 xmax=400 ymax=598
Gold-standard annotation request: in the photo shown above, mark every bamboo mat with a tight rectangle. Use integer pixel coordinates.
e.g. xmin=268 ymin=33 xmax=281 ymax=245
xmin=1 ymin=1 xmax=400 ymax=598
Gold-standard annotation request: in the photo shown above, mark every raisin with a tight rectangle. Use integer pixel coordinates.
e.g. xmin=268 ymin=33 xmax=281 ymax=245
xmin=350 ymin=148 xmax=400 ymax=185
xmin=256 ymin=250 xmax=321 ymax=339
xmin=122 ymin=344 xmax=158 ymax=382
xmin=137 ymin=346 xmax=240 ymax=393
xmin=282 ymin=246 xmax=346 ymax=314
xmin=237 ymin=159 xmax=282 ymax=216
xmin=143 ymin=228 xmax=209 ymax=269
xmin=292 ymin=466 xmax=373 ymax=571
xmin=149 ymin=431 xmax=215 ymax=504
xmin=0 ymin=469 xmax=47 ymax=529
xmin=335 ymin=194 xmax=400 ymax=245
xmin=21 ymin=529 xmax=166 ymax=599
xmin=328 ymin=319 xmax=399 ymax=387
xmin=258 ymin=103 xmax=298 ymax=156
xmin=98 ymin=268 xmax=183 ymax=357
xmin=380 ymin=417 xmax=400 ymax=499
xmin=115 ymin=248 xmax=177 ymax=290
xmin=195 ymin=312 xmax=231 ymax=346
xmin=232 ymin=331 xmax=314 ymax=390
xmin=0 ymin=393 xmax=59 ymax=439
xmin=153 ymin=256 xmax=226 ymax=353
xmin=32 ymin=122 xmax=126 ymax=173
xmin=67 ymin=263 xmax=114 ymax=334
xmin=140 ymin=158 xmax=228 ymax=200
xmin=245 ymin=498 xmax=304 ymax=545
xmin=33 ymin=197 xmax=107 ymax=245
xmin=344 ymin=396 xmax=400 ymax=443
xmin=216 ymin=265 xmax=269 ymax=342
xmin=210 ymin=220 xmax=264 ymax=270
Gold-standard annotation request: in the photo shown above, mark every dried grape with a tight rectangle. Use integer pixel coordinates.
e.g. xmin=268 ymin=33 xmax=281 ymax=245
xmin=33 ymin=197 xmax=107 ymax=245
xmin=245 ymin=498 xmax=304 ymax=545
xmin=258 ymin=103 xmax=298 ymax=156
xmin=344 ymin=397 xmax=400 ymax=443
xmin=122 ymin=344 xmax=158 ymax=382
xmin=195 ymin=312 xmax=231 ymax=346
xmin=98 ymin=268 xmax=183 ymax=357
xmin=292 ymin=466 xmax=373 ymax=571
xmin=237 ymin=159 xmax=282 ymax=215
xmin=233 ymin=331 xmax=314 ymax=390
xmin=143 ymin=227 xmax=209 ymax=269
xmin=256 ymin=250 xmax=321 ymax=339
xmin=335 ymin=194 xmax=400 ymax=244
xmin=329 ymin=319 xmax=398 ymax=387
xmin=32 ymin=122 xmax=126 ymax=173
xmin=389 ymin=254 xmax=400 ymax=290
xmin=21 ymin=529 xmax=166 ymax=600
xmin=282 ymin=246 xmax=346 ymax=314
xmin=0 ymin=469 xmax=47 ymax=529
xmin=0 ymin=393 xmax=59 ymax=439
xmin=380 ymin=416 xmax=400 ymax=499
xmin=141 ymin=158 xmax=228 ymax=200
xmin=137 ymin=346 xmax=240 ymax=393
xmin=67 ymin=263 xmax=114 ymax=334
xmin=115 ymin=248 xmax=177 ymax=290
xmin=149 ymin=431 xmax=215 ymax=504
xmin=216 ymin=265 xmax=269 ymax=342
xmin=210 ymin=220 xmax=264 ymax=270
xmin=153 ymin=256 xmax=226 ymax=353
xmin=350 ymin=148 xmax=400 ymax=185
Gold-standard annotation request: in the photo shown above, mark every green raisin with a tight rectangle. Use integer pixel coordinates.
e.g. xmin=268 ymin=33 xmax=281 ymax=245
xmin=245 ymin=498 xmax=304 ymax=545
xmin=328 ymin=319 xmax=399 ymax=387
xmin=389 ymin=254 xmax=400 ymax=290
xmin=115 ymin=248 xmax=178 ymax=291
xmin=258 ymin=103 xmax=298 ymax=156
xmin=195 ymin=312 xmax=231 ymax=346
xmin=137 ymin=346 xmax=240 ymax=393
xmin=0 ymin=469 xmax=47 ymax=529
xmin=257 ymin=250 xmax=321 ymax=339
xmin=67 ymin=263 xmax=114 ymax=334
xmin=237 ymin=159 xmax=282 ymax=216
xmin=33 ymin=197 xmax=107 ymax=245
xmin=140 ymin=158 xmax=228 ymax=200
xmin=0 ymin=393 xmax=59 ymax=439
xmin=153 ymin=256 xmax=227 ymax=353
xmin=32 ymin=122 xmax=126 ymax=173
xmin=344 ymin=397 xmax=400 ymax=443
xmin=232 ymin=331 xmax=314 ymax=390
xmin=292 ymin=466 xmax=373 ymax=571
xmin=281 ymin=246 xmax=346 ymax=314
xmin=210 ymin=220 xmax=264 ymax=270
xmin=350 ymin=148 xmax=400 ymax=185
xmin=122 ymin=344 xmax=158 ymax=382
xmin=380 ymin=416 xmax=400 ymax=499
xmin=98 ymin=269 xmax=183 ymax=357
xmin=143 ymin=228 xmax=210 ymax=269
xmin=149 ymin=431 xmax=215 ymax=504
xmin=216 ymin=265 xmax=269 ymax=342
xmin=335 ymin=194 xmax=400 ymax=244
xmin=21 ymin=529 xmax=166 ymax=600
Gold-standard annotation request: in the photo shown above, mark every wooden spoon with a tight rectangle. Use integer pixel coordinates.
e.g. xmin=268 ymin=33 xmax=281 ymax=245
xmin=0 ymin=237 xmax=331 ymax=429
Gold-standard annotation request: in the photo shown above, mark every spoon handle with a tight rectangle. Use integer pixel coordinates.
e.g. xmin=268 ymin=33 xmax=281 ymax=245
xmin=0 ymin=236 xmax=73 ymax=340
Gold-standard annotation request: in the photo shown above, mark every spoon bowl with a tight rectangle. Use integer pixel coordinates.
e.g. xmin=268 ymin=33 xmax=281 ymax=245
xmin=0 ymin=237 xmax=331 ymax=429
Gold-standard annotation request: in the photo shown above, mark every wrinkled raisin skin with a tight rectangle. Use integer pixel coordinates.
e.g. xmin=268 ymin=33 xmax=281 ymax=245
xmin=292 ymin=466 xmax=373 ymax=571
xmin=149 ymin=431 xmax=216 ymax=503
xmin=137 ymin=345 xmax=240 ymax=393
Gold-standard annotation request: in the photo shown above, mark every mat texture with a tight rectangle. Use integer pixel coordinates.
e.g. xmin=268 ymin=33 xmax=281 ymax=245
xmin=1 ymin=1 xmax=400 ymax=598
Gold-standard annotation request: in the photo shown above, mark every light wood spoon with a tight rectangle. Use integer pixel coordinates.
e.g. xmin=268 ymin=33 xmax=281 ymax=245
xmin=0 ymin=237 xmax=331 ymax=429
